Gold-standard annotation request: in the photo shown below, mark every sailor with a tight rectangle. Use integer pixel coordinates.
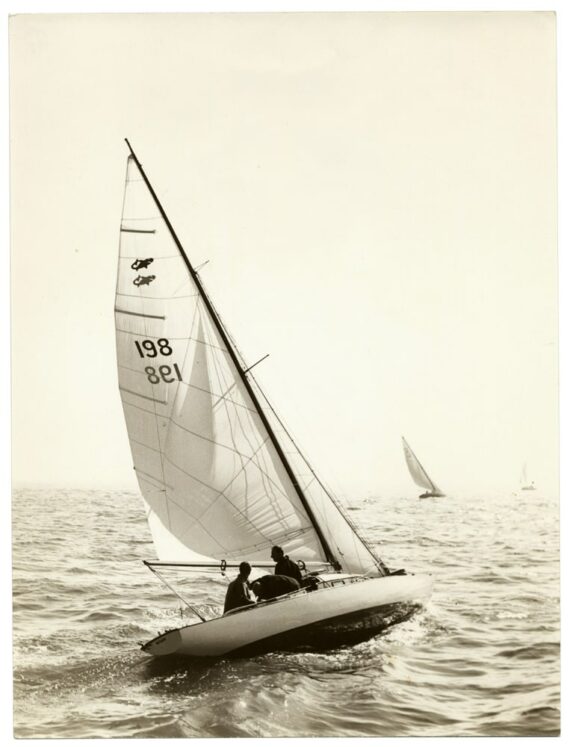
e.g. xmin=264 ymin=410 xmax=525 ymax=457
xmin=271 ymin=545 xmax=303 ymax=583
xmin=251 ymin=574 xmax=301 ymax=601
xmin=223 ymin=561 xmax=256 ymax=614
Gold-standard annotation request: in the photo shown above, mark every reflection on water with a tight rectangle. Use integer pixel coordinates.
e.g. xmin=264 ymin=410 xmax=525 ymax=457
xmin=12 ymin=488 xmax=559 ymax=737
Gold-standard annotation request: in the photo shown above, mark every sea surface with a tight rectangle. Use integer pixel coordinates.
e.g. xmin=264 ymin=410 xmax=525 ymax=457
xmin=11 ymin=488 xmax=559 ymax=738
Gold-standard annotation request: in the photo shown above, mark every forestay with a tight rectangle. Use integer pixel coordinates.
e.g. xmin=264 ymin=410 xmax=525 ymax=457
xmin=115 ymin=151 xmax=385 ymax=577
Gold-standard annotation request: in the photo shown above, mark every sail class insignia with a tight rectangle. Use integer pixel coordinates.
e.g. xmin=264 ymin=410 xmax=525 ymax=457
xmin=131 ymin=258 xmax=154 ymax=271
xmin=133 ymin=274 xmax=156 ymax=286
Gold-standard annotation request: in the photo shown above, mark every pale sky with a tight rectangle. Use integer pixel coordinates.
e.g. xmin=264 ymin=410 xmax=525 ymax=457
xmin=9 ymin=11 xmax=558 ymax=499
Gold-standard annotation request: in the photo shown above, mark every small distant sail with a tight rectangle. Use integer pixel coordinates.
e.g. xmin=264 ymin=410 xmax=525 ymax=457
xmin=402 ymin=437 xmax=444 ymax=497
xmin=520 ymin=462 xmax=536 ymax=491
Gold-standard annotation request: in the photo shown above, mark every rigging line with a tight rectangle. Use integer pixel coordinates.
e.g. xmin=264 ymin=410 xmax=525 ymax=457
xmin=181 ymin=318 xmax=298 ymax=526
xmin=236 ymin=374 xmax=306 ymax=526
xmin=121 ymin=398 xmax=170 ymax=418
xmin=156 ymin=296 xmax=202 ymax=535
xmin=147 ymin=565 xmax=207 ymax=622
xmin=155 ymin=479 xmax=267 ymax=560
xmin=201 ymin=317 xmax=292 ymax=528
xmin=120 ymin=382 xmax=277 ymax=477
xmin=167 ymin=415 xmax=268 ymax=463
xmin=191 ymin=332 xmax=232 ymax=355
xmin=243 ymin=353 xmax=270 ymax=374
xmin=202 ymin=317 xmax=292 ymax=530
xmin=140 ymin=467 xmax=234 ymax=556
xmin=126 ymin=399 xmax=310 ymax=532
xmin=200 ymin=309 xmax=260 ymax=515
xmin=170 ymin=266 xmax=196 ymax=299
xmin=212 ymin=382 xmax=237 ymax=407
xmin=193 ymin=434 xmax=273 ymax=523
xmin=247 ymin=370 xmax=387 ymax=574
xmin=204 ymin=526 xmax=317 ymax=558
xmin=119 ymin=386 xmax=168 ymax=404
xmin=125 ymin=138 xmax=337 ymax=568
xmin=212 ymin=323 xmax=296 ymax=526
xmin=130 ymin=436 xmax=166 ymax=458
xmin=136 ymin=471 xmax=171 ymax=492
xmin=160 ymin=309 xmax=213 ymax=512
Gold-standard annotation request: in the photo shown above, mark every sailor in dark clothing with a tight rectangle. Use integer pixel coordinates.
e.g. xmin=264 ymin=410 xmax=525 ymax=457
xmin=271 ymin=545 xmax=303 ymax=583
xmin=251 ymin=574 xmax=301 ymax=601
xmin=223 ymin=562 xmax=256 ymax=614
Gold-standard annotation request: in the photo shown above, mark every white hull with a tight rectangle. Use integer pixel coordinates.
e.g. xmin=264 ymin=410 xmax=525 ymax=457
xmin=142 ymin=573 xmax=433 ymax=658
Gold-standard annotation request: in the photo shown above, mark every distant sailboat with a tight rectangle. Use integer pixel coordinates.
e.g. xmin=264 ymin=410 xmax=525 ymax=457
xmin=520 ymin=463 xmax=536 ymax=491
xmin=402 ymin=437 xmax=445 ymax=499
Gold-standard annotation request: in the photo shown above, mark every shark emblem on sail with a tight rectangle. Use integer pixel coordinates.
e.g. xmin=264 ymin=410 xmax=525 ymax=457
xmin=131 ymin=258 xmax=154 ymax=271
xmin=133 ymin=274 xmax=156 ymax=286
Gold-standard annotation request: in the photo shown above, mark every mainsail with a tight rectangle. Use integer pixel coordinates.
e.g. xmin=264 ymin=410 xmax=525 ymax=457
xmin=115 ymin=142 xmax=386 ymax=577
xmin=402 ymin=437 xmax=441 ymax=494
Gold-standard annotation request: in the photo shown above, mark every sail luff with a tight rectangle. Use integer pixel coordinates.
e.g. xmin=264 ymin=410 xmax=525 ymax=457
xmin=123 ymin=139 xmax=338 ymax=569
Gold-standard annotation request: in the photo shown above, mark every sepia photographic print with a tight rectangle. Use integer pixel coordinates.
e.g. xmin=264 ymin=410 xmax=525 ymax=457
xmin=7 ymin=4 xmax=562 ymax=739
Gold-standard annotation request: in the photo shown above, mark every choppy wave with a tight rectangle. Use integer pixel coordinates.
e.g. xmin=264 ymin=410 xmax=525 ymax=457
xmin=12 ymin=488 xmax=559 ymax=737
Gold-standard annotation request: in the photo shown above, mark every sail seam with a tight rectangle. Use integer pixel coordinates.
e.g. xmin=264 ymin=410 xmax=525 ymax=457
xmin=158 ymin=291 xmax=204 ymax=538
xmin=119 ymin=386 xmax=168 ymax=405
xmin=115 ymin=308 xmax=166 ymax=320
xmin=116 ymin=292 xmax=199 ymax=300
xmin=136 ymin=471 xmax=171 ymax=491
xmin=160 ymin=454 xmax=279 ymax=551
xmin=194 ymin=435 xmax=273 ymax=522
xmin=116 ymin=331 xmax=209 ymax=342
xmin=120 ymin=398 xmax=170 ymax=418
xmin=202 ymin=314 xmax=275 ymax=523
xmin=203 ymin=313 xmax=293 ymax=527
xmin=178 ymin=378 xmax=258 ymax=414
xmin=203 ymin=315 xmax=294 ymax=529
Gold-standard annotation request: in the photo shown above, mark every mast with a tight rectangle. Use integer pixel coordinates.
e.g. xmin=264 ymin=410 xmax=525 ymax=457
xmin=124 ymin=139 xmax=339 ymax=569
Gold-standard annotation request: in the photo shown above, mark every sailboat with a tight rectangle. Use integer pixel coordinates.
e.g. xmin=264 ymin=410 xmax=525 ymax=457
xmin=114 ymin=140 xmax=433 ymax=659
xmin=402 ymin=437 xmax=445 ymax=499
xmin=520 ymin=463 xmax=536 ymax=491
